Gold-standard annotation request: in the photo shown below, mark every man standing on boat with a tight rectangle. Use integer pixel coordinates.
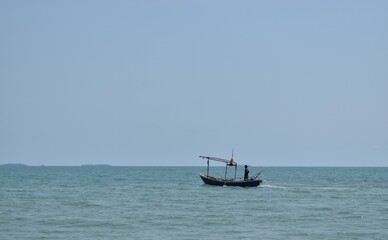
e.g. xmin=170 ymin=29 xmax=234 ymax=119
xmin=244 ymin=165 xmax=249 ymax=181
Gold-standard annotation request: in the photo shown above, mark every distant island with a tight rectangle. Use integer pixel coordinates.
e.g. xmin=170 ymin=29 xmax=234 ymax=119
xmin=0 ymin=163 xmax=28 ymax=167
xmin=81 ymin=164 xmax=112 ymax=167
xmin=0 ymin=164 xmax=113 ymax=167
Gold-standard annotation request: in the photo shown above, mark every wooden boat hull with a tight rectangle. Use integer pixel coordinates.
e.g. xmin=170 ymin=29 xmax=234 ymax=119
xmin=199 ymin=173 xmax=262 ymax=187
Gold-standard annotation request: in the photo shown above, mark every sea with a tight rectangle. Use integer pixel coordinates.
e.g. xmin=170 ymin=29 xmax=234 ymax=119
xmin=0 ymin=166 xmax=387 ymax=240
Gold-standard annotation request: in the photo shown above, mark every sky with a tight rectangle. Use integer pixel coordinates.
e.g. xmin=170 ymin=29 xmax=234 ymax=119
xmin=1 ymin=0 xmax=387 ymax=166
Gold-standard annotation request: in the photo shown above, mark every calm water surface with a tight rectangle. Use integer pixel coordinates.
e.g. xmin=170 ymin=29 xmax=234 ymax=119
xmin=1 ymin=166 xmax=387 ymax=239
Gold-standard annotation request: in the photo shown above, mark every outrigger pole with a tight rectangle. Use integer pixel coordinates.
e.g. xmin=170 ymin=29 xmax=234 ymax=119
xmin=199 ymin=155 xmax=238 ymax=180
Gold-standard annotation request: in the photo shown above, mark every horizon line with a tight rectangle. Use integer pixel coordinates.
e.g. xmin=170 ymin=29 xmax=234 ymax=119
xmin=1 ymin=163 xmax=388 ymax=168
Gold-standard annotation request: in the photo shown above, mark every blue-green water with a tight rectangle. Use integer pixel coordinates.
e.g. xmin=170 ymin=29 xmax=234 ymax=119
xmin=1 ymin=166 xmax=387 ymax=239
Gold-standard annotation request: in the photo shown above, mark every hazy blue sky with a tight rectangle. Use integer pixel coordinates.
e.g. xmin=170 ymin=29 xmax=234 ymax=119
xmin=1 ymin=0 xmax=387 ymax=166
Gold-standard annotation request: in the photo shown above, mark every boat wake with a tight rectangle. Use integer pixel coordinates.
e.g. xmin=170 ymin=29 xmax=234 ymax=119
xmin=260 ymin=184 xmax=286 ymax=189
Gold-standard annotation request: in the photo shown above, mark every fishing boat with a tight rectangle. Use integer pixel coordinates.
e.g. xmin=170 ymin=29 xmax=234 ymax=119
xmin=199 ymin=155 xmax=262 ymax=187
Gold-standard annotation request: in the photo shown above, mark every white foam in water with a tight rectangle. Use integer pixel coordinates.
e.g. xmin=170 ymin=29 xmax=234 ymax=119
xmin=260 ymin=184 xmax=286 ymax=189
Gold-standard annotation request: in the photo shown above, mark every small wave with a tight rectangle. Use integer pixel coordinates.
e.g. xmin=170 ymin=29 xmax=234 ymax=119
xmin=298 ymin=186 xmax=351 ymax=191
xmin=318 ymin=186 xmax=350 ymax=191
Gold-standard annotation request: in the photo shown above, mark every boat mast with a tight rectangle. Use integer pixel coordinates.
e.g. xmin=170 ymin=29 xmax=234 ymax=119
xmin=232 ymin=149 xmax=237 ymax=180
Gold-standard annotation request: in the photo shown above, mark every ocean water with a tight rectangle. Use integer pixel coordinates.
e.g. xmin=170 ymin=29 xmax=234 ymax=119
xmin=0 ymin=166 xmax=387 ymax=240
